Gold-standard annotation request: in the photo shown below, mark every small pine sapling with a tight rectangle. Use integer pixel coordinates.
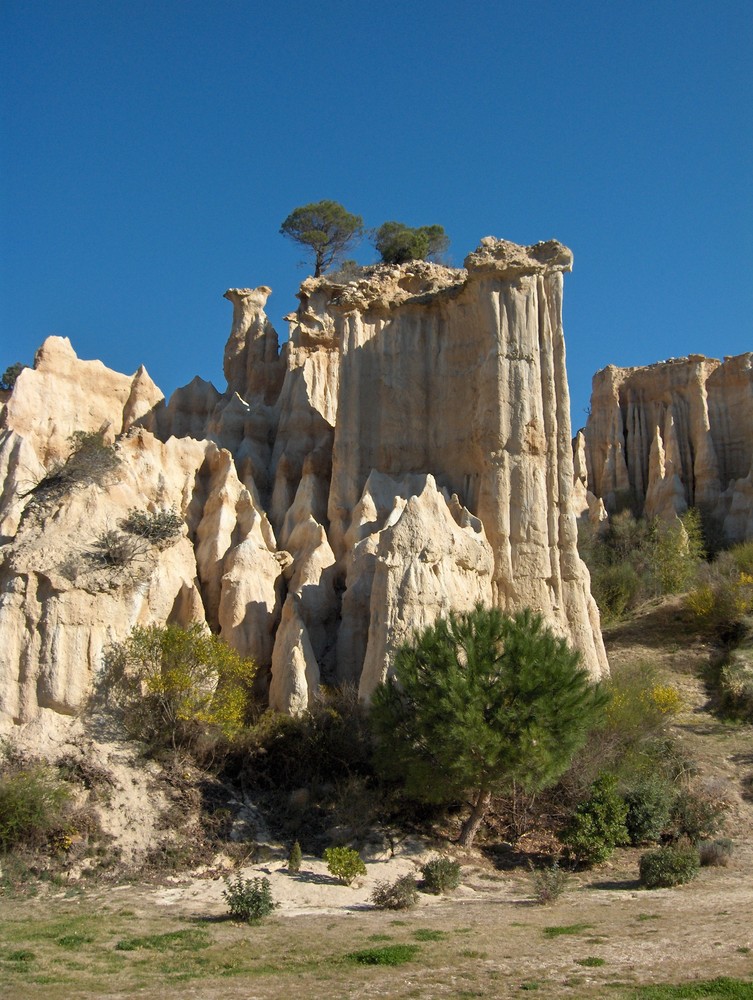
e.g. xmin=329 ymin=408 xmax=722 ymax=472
xmin=288 ymin=840 xmax=302 ymax=873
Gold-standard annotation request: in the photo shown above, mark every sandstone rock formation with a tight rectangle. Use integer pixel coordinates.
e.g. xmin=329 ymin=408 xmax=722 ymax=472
xmin=0 ymin=237 xmax=608 ymax=731
xmin=579 ymin=353 xmax=753 ymax=542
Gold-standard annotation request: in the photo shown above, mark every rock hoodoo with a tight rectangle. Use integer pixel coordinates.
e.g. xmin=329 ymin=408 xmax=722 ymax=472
xmin=578 ymin=354 xmax=753 ymax=542
xmin=0 ymin=238 xmax=608 ymax=731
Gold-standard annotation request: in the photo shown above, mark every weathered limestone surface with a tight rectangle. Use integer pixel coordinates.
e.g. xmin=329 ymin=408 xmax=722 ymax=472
xmin=357 ymin=475 xmax=495 ymax=699
xmin=0 ymin=238 xmax=608 ymax=730
xmin=581 ymin=354 xmax=753 ymax=541
xmin=0 ymin=419 xmax=279 ymax=726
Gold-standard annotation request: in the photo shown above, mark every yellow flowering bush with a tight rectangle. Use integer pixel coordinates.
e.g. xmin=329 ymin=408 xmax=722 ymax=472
xmin=100 ymin=623 xmax=255 ymax=752
xmin=644 ymin=684 xmax=684 ymax=716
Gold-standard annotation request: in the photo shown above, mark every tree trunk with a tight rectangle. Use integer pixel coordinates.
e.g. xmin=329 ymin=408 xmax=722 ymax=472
xmin=458 ymin=787 xmax=492 ymax=848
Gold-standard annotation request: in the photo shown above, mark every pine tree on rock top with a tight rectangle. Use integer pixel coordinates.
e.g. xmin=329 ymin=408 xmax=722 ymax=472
xmin=370 ymin=605 xmax=608 ymax=849
xmin=279 ymin=200 xmax=364 ymax=277
xmin=372 ymin=221 xmax=449 ymax=264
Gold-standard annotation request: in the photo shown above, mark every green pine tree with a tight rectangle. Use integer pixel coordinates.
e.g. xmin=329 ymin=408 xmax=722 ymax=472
xmin=287 ymin=840 xmax=302 ymax=874
xmin=279 ymin=200 xmax=363 ymax=277
xmin=370 ymin=606 xmax=607 ymax=848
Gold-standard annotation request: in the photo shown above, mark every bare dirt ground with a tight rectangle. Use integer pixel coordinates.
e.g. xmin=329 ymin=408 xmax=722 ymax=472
xmin=2 ymin=598 xmax=752 ymax=999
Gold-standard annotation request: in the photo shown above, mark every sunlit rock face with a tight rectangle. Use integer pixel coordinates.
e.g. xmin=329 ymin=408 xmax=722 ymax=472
xmin=580 ymin=353 xmax=753 ymax=542
xmin=0 ymin=237 xmax=608 ymax=730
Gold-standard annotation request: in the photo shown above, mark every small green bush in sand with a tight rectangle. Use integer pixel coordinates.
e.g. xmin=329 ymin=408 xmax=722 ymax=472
xmin=222 ymin=874 xmax=277 ymax=923
xmin=323 ymin=846 xmax=366 ymax=885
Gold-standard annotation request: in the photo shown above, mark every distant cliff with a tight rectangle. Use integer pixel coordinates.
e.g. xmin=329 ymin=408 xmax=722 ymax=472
xmin=576 ymin=353 xmax=753 ymax=541
xmin=0 ymin=238 xmax=607 ymax=731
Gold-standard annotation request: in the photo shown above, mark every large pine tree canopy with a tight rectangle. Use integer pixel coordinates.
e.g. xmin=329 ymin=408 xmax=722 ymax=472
xmin=370 ymin=606 xmax=608 ymax=846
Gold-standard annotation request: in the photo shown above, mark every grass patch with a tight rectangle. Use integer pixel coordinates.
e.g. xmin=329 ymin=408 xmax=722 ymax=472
xmin=461 ymin=949 xmax=488 ymax=958
xmin=56 ymin=933 xmax=95 ymax=949
xmin=114 ymin=929 xmax=210 ymax=952
xmin=4 ymin=948 xmax=36 ymax=964
xmin=542 ymin=923 xmax=594 ymax=938
xmin=637 ymin=914 xmax=661 ymax=922
xmin=412 ymin=928 xmax=448 ymax=941
xmin=577 ymin=956 xmax=607 ymax=967
xmin=366 ymin=933 xmax=392 ymax=942
xmin=632 ymin=979 xmax=753 ymax=998
xmin=344 ymin=944 xmax=420 ymax=966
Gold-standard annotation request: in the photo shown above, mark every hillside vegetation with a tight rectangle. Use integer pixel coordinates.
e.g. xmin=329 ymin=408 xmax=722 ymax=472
xmin=1 ymin=518 xmax=752 ymax=997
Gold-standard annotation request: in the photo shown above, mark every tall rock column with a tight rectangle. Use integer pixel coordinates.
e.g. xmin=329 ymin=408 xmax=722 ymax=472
xmin=293 ymin=240 xmax=608 ymax=681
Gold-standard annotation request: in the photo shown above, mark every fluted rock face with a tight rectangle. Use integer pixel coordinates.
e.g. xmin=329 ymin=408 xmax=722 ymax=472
xmin=0 ymin=237 xmax=608 ymax=731
xmin=0 ymin=337 xmax=164 ymax=538
xmin=581 ymin=353 xmax=753 ymax=541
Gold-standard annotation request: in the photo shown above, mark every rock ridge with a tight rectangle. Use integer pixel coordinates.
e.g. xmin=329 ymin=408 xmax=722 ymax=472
xmin=0 ymin=237 xmax=607 ymax=730
xmin=578 ymin=352 xmax=753 ymax=542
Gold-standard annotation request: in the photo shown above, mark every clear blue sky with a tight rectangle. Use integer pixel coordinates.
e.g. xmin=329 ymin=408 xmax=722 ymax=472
xmin=2 ymin=0 xmax=751 ymax=428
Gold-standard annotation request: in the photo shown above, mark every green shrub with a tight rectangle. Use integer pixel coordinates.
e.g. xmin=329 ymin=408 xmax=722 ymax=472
xmin=528 ymin=861 xmax=570 ymax=905
xmin=579 ymin=508 xmax=704 ymax=620
xmin=287 ymin=840 xmax=302 ymax=873
xmin=698 ymin=838 xmax=733 ymax=867
xmin=729 ymin=541 xmax=753 ymax=576
xmin=668 ymin=785 xmax=728 ymax=844
xmin=99 ymin=623 xmax=255 ymax=752
xmin=686 ymin=545 xmax=753 ymax=635
xmin=560 ymin=774 xmax=629 ymax=865
xmin=565 ymin=662 xmax=686 ymax=791
xmin=590 ymin=562 xmax=643 ymax=622
xmin=372 ymin=221 xmax=449 ymax=264
xmin=371 ymin=605 xmax=607 ymax=849
xmin=370 ymin=874 xmax=419 ymax=910
xmin=233 ymin=686 xmax=373 ymax=792
xmin=0 ymin=764 xmax=71 ymax=852
xmin=323 ymin=846 xmax=366 ymax=885
xmin=421 ymin=856 xmax=461 ymax=894
xmin=222 ymin=874 xmax=277 ymax=922
xmin=639 ymin=845 xmax=700 ymax=888
xmin=650 ymin=510 xmax=705 ymax=595
xmin=0 ymin=362 xmax=27 ymax=391
xmin=624 ymin=777 xmax=675 ymax=845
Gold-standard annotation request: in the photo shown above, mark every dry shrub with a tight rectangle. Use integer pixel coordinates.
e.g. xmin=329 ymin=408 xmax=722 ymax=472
xmin=698 ymin=838 xmax=733 ymax=867
xmin=370 ymin=874 xmax=419 ymax=910
xmin=528 ymin=860 xmax=570 ymax=904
